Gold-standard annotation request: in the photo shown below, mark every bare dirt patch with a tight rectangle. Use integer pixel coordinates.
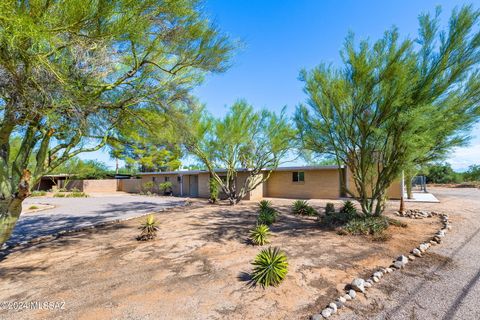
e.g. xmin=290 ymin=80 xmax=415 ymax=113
xmin=0 ymin=199 xmax=440 ymax=320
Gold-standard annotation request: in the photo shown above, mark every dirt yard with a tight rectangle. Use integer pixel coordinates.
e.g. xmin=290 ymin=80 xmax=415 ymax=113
xmin=0 ymin=198 xmax=441 ymax=320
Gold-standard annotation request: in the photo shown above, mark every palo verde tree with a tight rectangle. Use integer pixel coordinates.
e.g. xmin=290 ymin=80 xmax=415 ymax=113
xmin=0 ymin=0 xmax=233 ymax=245
xmin=296 ymin=5 xmax=480 ymax=216
xmin=181 ymin=100 xmax=296 ymax=205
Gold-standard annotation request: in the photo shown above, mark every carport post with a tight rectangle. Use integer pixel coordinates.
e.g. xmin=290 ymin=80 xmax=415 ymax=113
xmin=180 ymin=175 xmax=183 ymax=196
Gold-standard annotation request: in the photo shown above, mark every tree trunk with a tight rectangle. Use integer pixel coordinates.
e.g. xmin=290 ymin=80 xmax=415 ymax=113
xmin=406 ymin=174 xmax=413 ymax=199
xmin=0 ymin=169 xmax=31 ymax=246
xmin=0 ymin=198 xmax=23 ymax=245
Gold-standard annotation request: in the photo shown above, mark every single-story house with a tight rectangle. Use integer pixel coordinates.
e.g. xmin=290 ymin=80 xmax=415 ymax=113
xmin=134 ymin=166 xmax=403 ymax=201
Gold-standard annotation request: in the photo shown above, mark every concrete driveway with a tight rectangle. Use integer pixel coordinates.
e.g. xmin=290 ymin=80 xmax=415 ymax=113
xmin=7 ymin=194 xmax=185 ymax=247
xmin=338 ymin=187 xmax=480 ymax=320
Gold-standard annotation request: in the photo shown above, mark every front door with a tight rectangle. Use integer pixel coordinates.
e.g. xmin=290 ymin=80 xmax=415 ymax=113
xmin=189 ymin=175 xmax=198 ymax=197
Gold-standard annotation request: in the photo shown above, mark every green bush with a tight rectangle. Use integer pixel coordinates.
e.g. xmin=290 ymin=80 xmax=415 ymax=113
xmin=29 ymin=205 xmax=39 ymax=210
xmin=257 ymin=208 xmax=276 ymax=226
xmin=292 ymin=200 xmax=317 ymax=216
xmin=322 ymin=200 xmax=358 ymax=226
xmin=325 ymin=202 xmax=335 ymax=215
xmin=30 ymin=190 xmax=47 ymax=197
xmin=137 ymin=214 xmax=159 ymax=241
xmin=209 ymin=178 xmax=220 ymax=203
xmin=250 ymin=224 xmax=270 ymax=246
xmin=251 ymin=247 xmax=288 ymax=287
xmin=66 ymin=191 xmax=89 ymax=198
xmin=340 ymin=200 xmax=357 ymax=215
xmin=342 ymin=216 xmax=389 ymax=236
xmin=141 ymin=181 xmax=156 ymax=195
xmin=53 ymin=193 xmax=65 ymax=197
xmin=159 ymin=181 xmax=173 ymax=195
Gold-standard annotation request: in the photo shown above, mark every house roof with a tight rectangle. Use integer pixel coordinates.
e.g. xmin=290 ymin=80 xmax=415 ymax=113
xmin=136 ymin=165 xmax=345 ymax=176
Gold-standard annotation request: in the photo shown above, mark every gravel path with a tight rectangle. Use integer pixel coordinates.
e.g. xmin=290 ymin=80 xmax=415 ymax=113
xmin=7 ymin=195 xmax=185 ymax=247
xmin=338 ymin=187 xmax=480 ymax=320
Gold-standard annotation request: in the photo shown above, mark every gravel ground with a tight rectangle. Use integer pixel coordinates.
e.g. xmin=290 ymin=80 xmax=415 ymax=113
xmin=337 ymin=187 xmax=480 ymax=320
xmin=7 ymin=195 xmax=185 ymax=246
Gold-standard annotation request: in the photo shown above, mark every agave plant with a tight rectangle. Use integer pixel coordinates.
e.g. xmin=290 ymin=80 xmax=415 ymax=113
xmin=250 ymin=224 xmax=270 ymax=245
xmin=137 ymin=214 xmax=159 ymax=241
xmin=292 ymin=200 xmax=317 ymax=216
xmin=258 ymin=200 xmax=273 ymax=211
xmin=257 ymin=208 xmax=277 ymax=225
xmin=325 ymin=202 xmax=335 ymax=215
xmin=340 ymin=200 xmax=357 ymax=217
xmin=251 ymin=247 xmax=288 ymax=287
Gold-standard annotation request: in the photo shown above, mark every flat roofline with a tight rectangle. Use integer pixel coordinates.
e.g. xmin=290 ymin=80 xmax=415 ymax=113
xmin=137 ymin=165 xmax=345 ymax=176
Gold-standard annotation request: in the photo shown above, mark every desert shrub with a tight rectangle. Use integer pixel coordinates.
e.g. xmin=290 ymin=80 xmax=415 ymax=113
xmin=209 ymin=178 xmax=220 ymax=203
xmin=325 ymin=202 xmax=335 ymax=215
xmin=141 ymin=181 xmax=156 ymax=195
xmin=257 ymin=208 xmax=276 ymax=226
xmin=53 ymin=193 xmax=65 ymax=197
xmin=250 ymin=224 xmax=270 ymax=246
xmin=258 ymin=200 xmax=273 ymax=211
xmin=292 ymin=200 xmax=317 ymax=216
xmin=58 ymin=188 xmax=68 ymax=192
xmin=30 ymin=190 xmax=47 ymax=197
xmin=251 ymin=247 xmax=288 ymax=287
xmin=386 ymin=217 xmax=408 ymax=228
xmin=29 ymin=205 xmax=39 ymax=210
xmin=322 ymin=200 xmax=359 ymax=226
xmin=66 ymin=191 xmax=89 ymax=198
xmin=342 ymin=216 xmax=389 ymax=236
xmin=340 ymin=200 xmax=357 ymax=215
xmin=137 ymin=214 xmax=159 ymax=241
xmin=159 ymin=181 xmax=173 ymax=195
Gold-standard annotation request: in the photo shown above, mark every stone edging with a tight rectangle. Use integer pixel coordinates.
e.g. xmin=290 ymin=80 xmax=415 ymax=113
xmin=311 ymin=211 xmax=451 ymax=319
xmin=0 ymin=201 xmax=192 ymax=257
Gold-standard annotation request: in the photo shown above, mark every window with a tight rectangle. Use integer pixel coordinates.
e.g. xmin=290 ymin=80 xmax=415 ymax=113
xmin=165 ymin=176 xmax=170 ymax=182
xmin=152 ymin=177 xmax=156 ymax=182
xmin=292 ymin=171 xmax=305 ymax=182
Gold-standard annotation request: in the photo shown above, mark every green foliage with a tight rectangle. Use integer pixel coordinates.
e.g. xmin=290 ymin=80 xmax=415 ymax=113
xmin=258 ymin=200 xmax=273 ymax=212
xmin=53 ymin=193 xmax=65 ymax=198
xmin=325 ymin=202 xmax=335 ymax=215
xmin=52 ymin=158 xmax=111 ymax=180
xmin=209 ymin=178 xmax=220 ymax=203
xmin=424 ymin=163 xmax=462 ymax=184
xmin=322 ymin=200 xmax=359 ymax=226
xmin=180 ymin=101 xmax=296 ymax=205
xmin=340 ymin=201 xmax=357 ymax=216
xmin=257 ymin=208 xmax=277 ymax=226
xmin=66 ymin=191 xmax=89 ymax=198
xmin=296 ymin=6 xmax=480 ymax=216
xmin=29 ymin=206 xmax=39 ymax=210
xmin=463 ymin=164 xmax=480 ymax=182
xmin=141 ymin=182 xmax=156 ymax=195
xmin=137 ymin=214 xmax=159 ymax=241
xmin=292 ymin=200 xmax=317 ymax=216
xmin=250 ymin=225 xmax=270 ymax=246
xmin=251 ymin=247 xmax=288 ymax=287
xmin=30 ymin=191 xmax=47 ymax=197
xmin=159 ymin=182 xmax=173 ymax=195
xmin=343 ymin=216 xmax=390 ymax=236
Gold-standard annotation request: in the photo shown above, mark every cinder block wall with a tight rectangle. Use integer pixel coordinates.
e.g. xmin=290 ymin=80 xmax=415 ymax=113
xmin=82 ymin=179 xmax=117 ymax=193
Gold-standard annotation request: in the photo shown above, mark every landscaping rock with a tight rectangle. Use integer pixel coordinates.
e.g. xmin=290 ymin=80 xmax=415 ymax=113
xmin=412 ymin=248 xmax=422 ymax=257
xmin=344 ymin=294 xmax=352 ymax=301
xmin=408 ymin=255 xmax=416 ymax=261
xmin=373 ymin=271 xmax=383 ymax=279
xmin=351 ymin=278 xmax=365 ymax=293
xmin=311 ymin=314 xmax=323 ymax=320
xmin=364 ymin=281 xmax=372 ymax=288
xmin=419 ymin=243 xmax=429 ymax=252
xmin=385 ymin=267 xmax=393 ymax=273
xmin=338 ymin=296 xmax=346 ymax=303
xmin=348 ymin=289 xmax=357 ymax=299
xmin=336 ymin=300 xmax=344 ymax=309
xmin=397 ymin=255 xmax=409 ymax=264
xmin=373 ymin=276 xmax=380 ymax=283
xmin=329 ymin=302 xmax=338 ymax=313
xmin=394 ymin=260 xmax=405 ymax=269
xmin=322 ymin=308 xmax=333 ymax=318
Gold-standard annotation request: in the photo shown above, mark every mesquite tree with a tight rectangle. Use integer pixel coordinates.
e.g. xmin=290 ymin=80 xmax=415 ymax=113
xmin=181 ymin=101 xmax=296 ymax=205
xmin=296 ymin=5 xmax=480 ymax=216
xmin=0 ymin=0 xmax=233 ymax=245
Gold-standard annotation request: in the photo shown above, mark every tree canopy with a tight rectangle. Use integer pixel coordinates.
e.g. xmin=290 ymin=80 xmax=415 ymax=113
xmin=296 ymin=5 xmax=480 ymax=215
xmin=0 ymin=0 xmax=233 ymax=244
xmin=180 ymin=100 xmax=296 ymax=204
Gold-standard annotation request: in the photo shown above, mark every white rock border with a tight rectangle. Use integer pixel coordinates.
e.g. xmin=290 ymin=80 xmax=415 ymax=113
xmin=310 ymin=211 xmax=450 ymax=319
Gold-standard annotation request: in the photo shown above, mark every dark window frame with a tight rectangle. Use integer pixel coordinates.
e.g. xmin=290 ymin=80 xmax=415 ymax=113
xmin=292 ymin=171 xmax=305 ymax=182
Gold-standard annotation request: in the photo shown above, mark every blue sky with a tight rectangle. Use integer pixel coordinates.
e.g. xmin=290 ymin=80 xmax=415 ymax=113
xmin=81 ymin=0 xmax=480 ymax=171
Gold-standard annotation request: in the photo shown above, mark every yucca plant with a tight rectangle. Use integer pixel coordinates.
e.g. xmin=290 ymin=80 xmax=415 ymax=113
xmin=258 ymin=200 xmax=272 ymax=211
xmin=325 ymin=202 xmax=335 ymax=215
xmin=251 ymin=247 xmax=288 ymax=287
xmin=250 ymin=224 xmax=270 ymax=245
xmin=292 ymin=200 xmax=317 ymax=216
xmin=257 ymin=208 xmax=277 ymax=225
xmin=137 ymin=214 xmax=159 ymax=241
